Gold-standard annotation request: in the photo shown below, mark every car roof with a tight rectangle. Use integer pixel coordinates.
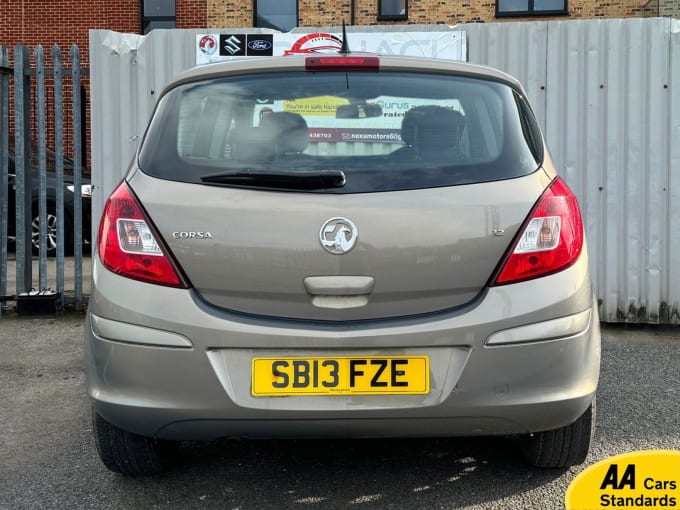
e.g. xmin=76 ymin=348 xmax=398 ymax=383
xmin=164 ymin=54 xmax=526 ymax=97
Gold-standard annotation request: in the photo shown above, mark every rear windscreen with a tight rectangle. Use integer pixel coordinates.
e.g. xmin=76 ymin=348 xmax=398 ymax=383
xmin=138 ymin=71 xmax=542 ymax=192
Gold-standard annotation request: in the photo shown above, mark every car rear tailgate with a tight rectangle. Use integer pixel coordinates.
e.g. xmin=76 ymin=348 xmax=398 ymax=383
xmin=128 ymin=169 xmax=551 ymax=321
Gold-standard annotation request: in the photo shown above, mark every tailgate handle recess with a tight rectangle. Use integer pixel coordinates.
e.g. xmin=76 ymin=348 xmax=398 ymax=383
xmin=304 ymin=276 xmax=375 ymax=296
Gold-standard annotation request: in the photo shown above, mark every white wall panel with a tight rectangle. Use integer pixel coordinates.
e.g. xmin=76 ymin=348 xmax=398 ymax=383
xmin=465 ymin=22 xmax=548 ymax=129
xmin=462 ymin=18 xmax=680 ymax=323
xmin=668 ymin=19 xmax=680 ymax=323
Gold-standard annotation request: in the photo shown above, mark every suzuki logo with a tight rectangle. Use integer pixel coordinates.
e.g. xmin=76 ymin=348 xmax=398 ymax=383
xmin=223 ymin=35 xmax=242 ymax=55
xmin=319 ymin=217 xmax=358 ymax=255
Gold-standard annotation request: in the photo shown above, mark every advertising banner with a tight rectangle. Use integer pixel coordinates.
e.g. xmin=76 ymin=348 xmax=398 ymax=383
xmin=196 ymin=30 xmax=467 ymax=65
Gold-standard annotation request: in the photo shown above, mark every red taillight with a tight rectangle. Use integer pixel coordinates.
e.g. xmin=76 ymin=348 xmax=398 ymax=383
xmin=493 ymin=177 xmax=584 ymax=285
xmin=305 ymin=56 xmax=379 ymax=71
xmin=98 ymin=182 xmax=187 ymax=288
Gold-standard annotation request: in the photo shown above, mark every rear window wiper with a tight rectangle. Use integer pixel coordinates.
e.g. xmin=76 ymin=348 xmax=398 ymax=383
xmin=200 ymin=169 xmax=346 ymax=190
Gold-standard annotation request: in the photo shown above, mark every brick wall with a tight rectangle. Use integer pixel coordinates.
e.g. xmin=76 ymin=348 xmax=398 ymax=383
xmin=659 ymin=0 xmax=680 ymax=17
xmin=207 ymin=0 xmax=659 ymax=28
xmin=298 ymin=1 xmax=353 ymax=26
xmin=208 ymin=1 xmax=252 ymax=27
xmin=0 ymin=0 xmax=140 ymax=65
xmin=177 ymin=0 xmax=208 ymax=27
xmin=0 ymin=1 xmax=141 ymax=169
xmin=570 ymin=0 xmax=657 ymax=19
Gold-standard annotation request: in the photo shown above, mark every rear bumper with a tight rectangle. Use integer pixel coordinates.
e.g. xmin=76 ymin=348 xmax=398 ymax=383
xmin=85 ymin=252 xmax=600 ymax=440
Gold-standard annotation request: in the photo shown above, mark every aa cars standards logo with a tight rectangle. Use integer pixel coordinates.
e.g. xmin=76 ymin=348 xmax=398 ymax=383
xmin=566 ymin=450 xmax=679 ymax=509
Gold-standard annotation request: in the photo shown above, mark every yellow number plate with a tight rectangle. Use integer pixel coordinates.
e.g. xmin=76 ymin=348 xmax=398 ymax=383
xmin=251 ymin=356 xmax=429 ymax=396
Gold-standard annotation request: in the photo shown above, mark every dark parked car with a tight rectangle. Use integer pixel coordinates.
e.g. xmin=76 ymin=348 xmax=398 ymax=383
xmin=5 ymin=147 xmax=92 ymax=255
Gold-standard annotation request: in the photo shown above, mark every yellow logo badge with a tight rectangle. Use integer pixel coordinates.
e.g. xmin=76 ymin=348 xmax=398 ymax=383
xmin=566 ymin=450 xmax=680 ymax=510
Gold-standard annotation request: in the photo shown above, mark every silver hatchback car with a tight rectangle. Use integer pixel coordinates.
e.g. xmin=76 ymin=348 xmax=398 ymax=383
xmin=86 ymin=51 xmax=600 ymax=475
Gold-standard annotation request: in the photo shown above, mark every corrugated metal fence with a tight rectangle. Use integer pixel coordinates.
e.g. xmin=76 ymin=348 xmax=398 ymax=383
xmin=464 ymin=18 xmax=680 ymax=323
xmin=0 ymin=45 xmax=87 ymax=317
xmin=87 ymin=18 xmax=678 ymax=323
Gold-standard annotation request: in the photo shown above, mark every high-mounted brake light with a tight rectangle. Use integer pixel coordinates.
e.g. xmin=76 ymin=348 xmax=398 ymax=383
xmin=98 ymin=182 xmax=187 ymax=288
xmin=493 ymin=177 xmax=584 ymax=285
xmin=305 ymin=56 xmax=380 ymax=72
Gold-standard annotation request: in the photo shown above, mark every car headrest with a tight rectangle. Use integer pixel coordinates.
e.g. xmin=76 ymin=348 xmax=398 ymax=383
xmin=259 ymin=112 xmax=309 ymax=155
xmin=401 ymin=106 xmax=466 ymax=154
xmin=229 ymin=127 xmax=274 ymax=162
xmin=229 ymin=112 xmax=310 ymax=162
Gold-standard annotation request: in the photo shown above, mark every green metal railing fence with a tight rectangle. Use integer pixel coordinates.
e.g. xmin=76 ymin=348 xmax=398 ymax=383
xmin=0 ymin=44 xmax=88 ymax=317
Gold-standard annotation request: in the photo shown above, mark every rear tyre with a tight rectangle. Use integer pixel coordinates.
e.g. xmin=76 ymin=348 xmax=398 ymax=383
xmin=93 ymin=412 xmax=178 ymax=476
xmin=520 ymin=398 xmax=595 ymax=468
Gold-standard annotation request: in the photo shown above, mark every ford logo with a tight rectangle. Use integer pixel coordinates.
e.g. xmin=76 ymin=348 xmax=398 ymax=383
xmin=248 ymin=40 xmax=273 ymax=51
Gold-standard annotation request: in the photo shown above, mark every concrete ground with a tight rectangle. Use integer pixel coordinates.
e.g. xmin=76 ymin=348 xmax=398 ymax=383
xmin=0 ymin=308 xmax=678 ymax=509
